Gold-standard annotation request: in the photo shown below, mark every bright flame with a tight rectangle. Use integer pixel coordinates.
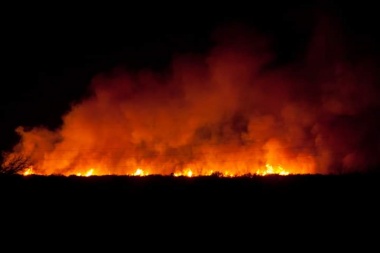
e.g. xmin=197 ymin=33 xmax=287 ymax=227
xmin=185 ymin=169 xmax=193 ymax=177
xmin=173 ymin=168 xmax=197 ymax=177
xmin=23 ymin=166 xmax=34 ymax=176
xmin=76 ymin=168 xmax=95 ymax=177
xmin=85 ymin=169 xmax=94 ymax=177
xmin=133 ymin=168 xmax=148 ymax=176
xmin=256 ymin=164 xmax=290 ymax=176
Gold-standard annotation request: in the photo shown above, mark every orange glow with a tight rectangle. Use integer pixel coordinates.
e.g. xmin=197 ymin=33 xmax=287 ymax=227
xmin=15 ymin=134 xmax=315 ymax=177
xmin=8 ymin=22 xmax=377 ymax=177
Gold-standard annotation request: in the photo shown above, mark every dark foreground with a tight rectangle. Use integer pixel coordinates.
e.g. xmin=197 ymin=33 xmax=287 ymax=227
xmin=1 ymin=173 xmax=379 ymax=210
xmin=1 ymin=174 xmax=379 ymax=245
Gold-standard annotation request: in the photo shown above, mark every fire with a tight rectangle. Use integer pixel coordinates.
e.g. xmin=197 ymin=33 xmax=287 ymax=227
xmin=14 ymin=137 xmax=311 ymax=177
xmin=76 ymin=168 xmax=95 ymax=177
xmin=133 ymin=168 xmax=148 ymax=176
xmin=85 ymin=169 xmax=94 ymax=177
xmin=23 ymin=166 xmax=34 ymax=176
xmin=19 ymin=163 xmax=293 ymax=177
xmin=256 ymin=164 xmax=290 ymax=176
xmin=9 ymin=21 xmax=379 ymax=176
xmin=174 ymin=168 xmax=194 ymax=177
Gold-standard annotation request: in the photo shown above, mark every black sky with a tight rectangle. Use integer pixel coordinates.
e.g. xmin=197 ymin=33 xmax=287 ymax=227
xmin=1 ymin=0 xmax=380 ymax=155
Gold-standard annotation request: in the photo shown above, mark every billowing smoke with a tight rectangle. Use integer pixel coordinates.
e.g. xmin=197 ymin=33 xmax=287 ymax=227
xmin=4 ymin=14 xmax=380 ymax=176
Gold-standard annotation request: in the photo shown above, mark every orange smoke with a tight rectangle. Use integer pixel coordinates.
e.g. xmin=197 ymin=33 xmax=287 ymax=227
xmin=3 ymin=19 xmax=380 ymax=176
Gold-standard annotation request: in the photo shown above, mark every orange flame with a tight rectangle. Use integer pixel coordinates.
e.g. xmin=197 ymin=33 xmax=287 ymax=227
xmin=19 ymin=162 xmax=298 ymax=177
xmin=23 ymin=166 xmax=34 ymax=176
xmin=14 ymin=136 xmax=315 ymax=177
xmin=257 ymin=164 xmax=290 ymax=176
xmin=133 ymin=168 xmax=148 ymax=176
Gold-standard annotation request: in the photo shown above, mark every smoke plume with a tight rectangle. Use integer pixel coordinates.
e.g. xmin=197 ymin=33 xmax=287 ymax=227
xmin=4 ymin=14 xmax=380 ymax=176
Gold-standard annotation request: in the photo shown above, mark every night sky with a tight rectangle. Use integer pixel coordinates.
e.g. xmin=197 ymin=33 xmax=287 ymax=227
xmin=1 ymin=1 xmax=380 ymax=172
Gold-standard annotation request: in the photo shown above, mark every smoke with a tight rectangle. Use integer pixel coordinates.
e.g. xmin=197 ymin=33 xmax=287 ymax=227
xmin=4 ymin=14 xmax=380 ymax=175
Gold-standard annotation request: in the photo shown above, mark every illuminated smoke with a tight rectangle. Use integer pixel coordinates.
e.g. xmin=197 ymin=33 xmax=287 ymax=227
xmin=4 ymin=15 xmax=380 ymax=176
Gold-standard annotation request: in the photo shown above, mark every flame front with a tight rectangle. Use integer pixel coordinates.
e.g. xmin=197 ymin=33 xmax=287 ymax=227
xmin=15 ymin=138 xmax=308 ymax=177
xmin=19 ymin=163 xmax=294 ymax=177
xmin=20 ymin=165 xmax=294 ymax=177
xmin=257 ymin=164 xmax=289 ymax=176
xmin=17 ymin=156 xmax=304 ymax=177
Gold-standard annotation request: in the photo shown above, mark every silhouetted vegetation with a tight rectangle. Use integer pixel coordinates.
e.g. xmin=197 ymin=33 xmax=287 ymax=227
xmin=0 ymin=153 xmax=30 ymax=175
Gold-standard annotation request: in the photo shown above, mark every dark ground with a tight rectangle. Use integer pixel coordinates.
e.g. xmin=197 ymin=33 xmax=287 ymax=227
xmin=2 ymin=174 xmax=379 ymax=213
xmin=1 ymin=174 xmax=379 ymax=247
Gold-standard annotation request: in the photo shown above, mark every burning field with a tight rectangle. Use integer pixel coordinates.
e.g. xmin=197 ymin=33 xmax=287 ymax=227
xmin=2 ymin=5 xmax=380 ymax=244
xmin=2 ymin=10 xmax=380 ymax=178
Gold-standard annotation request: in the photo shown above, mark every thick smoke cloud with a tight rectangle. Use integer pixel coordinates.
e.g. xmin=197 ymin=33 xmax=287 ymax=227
xmin=4 ymin=15 xmax=380 ymax=175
